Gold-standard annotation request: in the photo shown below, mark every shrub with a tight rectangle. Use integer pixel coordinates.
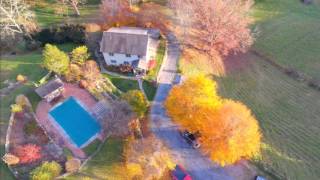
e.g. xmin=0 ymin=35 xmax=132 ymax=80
xmin=119 ymin=64 xmax=133 ymax=73
xmin=63 ymin=148 xmax=73 ymax=160
xmin=285 ymin=68 xmax=304 ymax=81
xmin=25 ymin=40 xmax=41 ymax=51
xmin=65 ymin=158 xmax=81 ymax=173
xmin=71 ymin=46 xmax=90 ymax=65
xmin=65 ymin=64 xmax=82 ymax=82
xmin=121 ymin=90 xmax=149 ymax=117
xmin=30 ymin=161 xmax=62 ymax=180
xmin=15 ymin=94 xmax=29 ymax=107
xmin=16 ymin=74 xmax=27 ymax=83
xmin=2 ymin=153 xmax=20 ymax=165
xmin=14 ymin=144 xmax=41 ymax=164
xmin=11 ymin=104 xmax=23 ymax=113
xmin=43 ymin=44 xmax=70 ymax=75
xmin=31 ymin=24 xmax=86 ymax=45
xmin=79 ymin=80 xmax=89 ymax=88
xmin=308 ymin=78 xmax=320 ymax=90
xmin=24 ymin=121 xmax=41 ymax=135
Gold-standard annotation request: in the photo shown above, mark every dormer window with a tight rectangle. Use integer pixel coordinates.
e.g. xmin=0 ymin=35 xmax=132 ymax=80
xmin=126 ymin=54 xmax=131 ymax=57
xmin=109 ymin=53 xmax=114 ymax=56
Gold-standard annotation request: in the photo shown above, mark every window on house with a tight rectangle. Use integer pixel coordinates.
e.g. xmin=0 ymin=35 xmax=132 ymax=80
xmin=138 ymin=55 xmax=141 ymax=58
xmin=125 ymin=54 xmax=131 ymax=57
xmin=124 ymin=61 xmax=129 ymax=65
xmin=111 ymin=60 xmax=117 ymax=64
xmin=109 ymin=53 xmax=114 ymax=56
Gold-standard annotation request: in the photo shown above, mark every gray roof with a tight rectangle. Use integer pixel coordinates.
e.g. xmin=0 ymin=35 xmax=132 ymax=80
xmin=35 ymin=78 xmax=64 ymax=97
xmin=100 ymin=27 xmax=149 ymax=56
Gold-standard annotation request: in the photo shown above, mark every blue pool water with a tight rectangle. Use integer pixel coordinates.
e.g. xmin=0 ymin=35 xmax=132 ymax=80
xmin=49 ymin=97 xmax=101 ymax=148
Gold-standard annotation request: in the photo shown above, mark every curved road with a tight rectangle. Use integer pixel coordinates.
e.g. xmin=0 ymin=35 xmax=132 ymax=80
xmin=150 ymin=33 xmax=234 ymax=180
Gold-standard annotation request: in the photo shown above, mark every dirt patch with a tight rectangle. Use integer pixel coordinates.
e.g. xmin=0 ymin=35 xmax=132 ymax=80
xmin=223 ymin=52 xmax=253 ymax=74
xmin=140 ymin=117 xmax=151 ymax=138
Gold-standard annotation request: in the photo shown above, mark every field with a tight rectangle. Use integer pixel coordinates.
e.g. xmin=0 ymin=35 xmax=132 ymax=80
xmin=252 ymin=0 xmax=320 ymax=78
xmin=216 ymin=54 xmax=320 ymax=180
xmin=29 ymin=0 xmax=101 ymax=27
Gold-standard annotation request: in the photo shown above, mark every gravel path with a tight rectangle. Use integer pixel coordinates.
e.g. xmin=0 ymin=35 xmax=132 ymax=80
xmin=150 ymin=33 xmax=234 ymax=180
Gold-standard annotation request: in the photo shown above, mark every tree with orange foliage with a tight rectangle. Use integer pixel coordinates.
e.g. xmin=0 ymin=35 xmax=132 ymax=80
xmin=165 ymin=75 xmax=222 ymax=132
xmin=82 ymin=60 xmax=102 ymax=86
xmin=99 ymin=0 xmax=135 ymax=27
xmin=201 ymin=100 xmax=261 ymax=166
xmin=165 ymin=75 xmax=261 ymax=166
xmin=14 ymin=144 xmax=41 ymax=164
xmin=136 ymin=3 xmax=171 ymax=33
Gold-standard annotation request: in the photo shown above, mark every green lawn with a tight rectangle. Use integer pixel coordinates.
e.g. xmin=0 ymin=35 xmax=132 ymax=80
xmin=66 ymin=138 xmax=127 ymax=180
xmin=104 ymin=74 xmax=139 ymax=93
xmin=215 ymin=54 xmax=320 ymax=180
xmin=251 ymin=0 xmax=320 ymax=78
xmin=31 ymin=0 xmax=100 ymax=28
xmin=83 ymin=139 xmax=102 ymax=155
xmin=143 ymin=80 xmax=157 ymax=101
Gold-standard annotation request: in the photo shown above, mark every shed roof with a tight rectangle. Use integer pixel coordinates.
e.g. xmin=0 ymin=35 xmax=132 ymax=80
xmin=35 ymin=78 xmax=64 ymax=97
xmin=100 ymin=27 xmax=149 ymax=56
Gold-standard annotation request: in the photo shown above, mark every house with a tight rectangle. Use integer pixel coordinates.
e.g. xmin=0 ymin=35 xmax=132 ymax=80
xmin=100 ymin=27 xmax=160 ymax=74
xmin=35 ymin=78 xmax=64 ymax=102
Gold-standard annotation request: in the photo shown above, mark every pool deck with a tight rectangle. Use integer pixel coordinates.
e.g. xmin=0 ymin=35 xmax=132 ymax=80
xmin=36 ymin=83 xmax=102 ymax=158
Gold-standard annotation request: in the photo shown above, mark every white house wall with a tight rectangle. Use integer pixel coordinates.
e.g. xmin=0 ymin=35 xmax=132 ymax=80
xmin=103 ymin=53 xmax=146 ymax=66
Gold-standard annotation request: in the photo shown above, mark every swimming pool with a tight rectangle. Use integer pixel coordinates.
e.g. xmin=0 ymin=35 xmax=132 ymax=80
xmin=49 ymin=97 xmax=101 ymax=148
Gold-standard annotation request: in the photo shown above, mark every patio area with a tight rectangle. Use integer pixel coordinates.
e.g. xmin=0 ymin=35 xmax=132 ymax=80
xmin=35 ymin=83 xmax=102 ymax=158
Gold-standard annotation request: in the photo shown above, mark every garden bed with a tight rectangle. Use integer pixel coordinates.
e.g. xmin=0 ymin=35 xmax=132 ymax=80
xmin=6 ymin=103 xmax=66 ymax=179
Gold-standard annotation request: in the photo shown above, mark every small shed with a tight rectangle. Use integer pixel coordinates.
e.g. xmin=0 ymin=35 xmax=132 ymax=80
xmin=35 ymin=78 xmax=64 ymax=102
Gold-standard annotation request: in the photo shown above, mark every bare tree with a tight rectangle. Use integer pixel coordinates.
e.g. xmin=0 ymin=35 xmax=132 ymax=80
xmin=101 ymin=100 xmax=136 ymax=137
xmin=58 ymin=0 xmax=86 ymax=16
xmin=170 ymin=0 xmax=254 ymax=57
xmin=168 ymin=0 xmax=193 ymax=44
xmin=0 ymin=0 xmax=37 ymax=37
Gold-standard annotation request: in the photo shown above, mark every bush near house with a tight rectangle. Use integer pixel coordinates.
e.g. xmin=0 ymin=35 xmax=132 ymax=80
xmin=30 ymin=161 xmax=62 ymax=180
xmin=121 ymin=90 xmax=149 ymax=118
xmin=70 ymin=46 xmax=90 ymax=65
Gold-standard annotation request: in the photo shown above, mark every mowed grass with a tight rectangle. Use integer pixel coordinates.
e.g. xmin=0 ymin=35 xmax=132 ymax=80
xmin=104 ymin=74 xmax=139 ymax=93
xmin=215 ymin=54 xmax=320 ymax=180
xmin=252 ymin=0 xmax=320 ymax=78
xmin=66 ymin=138 xmax=127 ymax=180
xmin=30 ymin=0 xmax=100 ymax=28
xmin=143 ymin=80 xmax=157 ymax=101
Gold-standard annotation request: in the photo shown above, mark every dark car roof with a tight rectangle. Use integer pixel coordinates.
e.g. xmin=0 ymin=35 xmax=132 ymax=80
xmin=172 ymin=165 xmax=187 ymax=180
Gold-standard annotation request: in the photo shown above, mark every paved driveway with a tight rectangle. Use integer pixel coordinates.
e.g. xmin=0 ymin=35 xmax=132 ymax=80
xmin=150 ymin=33 xmax=234 ymax=180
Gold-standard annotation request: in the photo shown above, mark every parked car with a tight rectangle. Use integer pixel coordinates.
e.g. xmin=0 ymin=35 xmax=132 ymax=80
xmin=180 ymin=130 xmax=200 ymax=149
xmin=171 ymin=164 xmax=192 ymax=180
xmin=255 ymin=175 xmax=267 ymax=180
